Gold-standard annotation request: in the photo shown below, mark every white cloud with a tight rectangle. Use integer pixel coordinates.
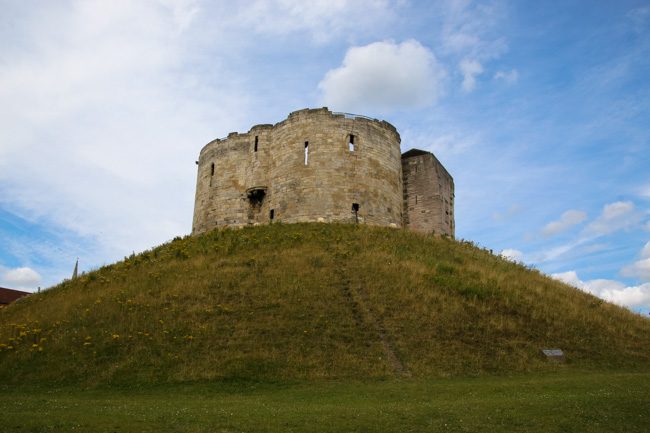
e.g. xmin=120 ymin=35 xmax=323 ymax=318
xmin=551 ymin=270 xmax=650 ymax=310
xmin=318 ymin=40 xmax=446 ymax=113
xmin=0 ymin=1 xmax=248 ymax=272
xmin=494 ymin=69 xmax=518 ymax=84
xmin=500 ymin=248 xmax=523 ymax=262
xmin=459 ymin=58 xmax=483 ymax=92
xmin=240 ymin=0 xmax=395 ymax=43
xmin=551 ymin=270 xmax=583 ymax=287
xmin=584 ymin=201 xmax=639 ymax=236
xmin=621 ymin=241 xmax=650 ymax=281
xmin=2 ymin=267 xmax=41 ymax=290
xmin=622 ymin=258 xmax=650 ymax=281
xmin=542 ymin=209 xmax=587 ymax=237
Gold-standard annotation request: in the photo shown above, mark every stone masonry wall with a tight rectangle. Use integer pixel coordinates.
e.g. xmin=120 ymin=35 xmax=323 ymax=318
xmin=401 ymin=150 xmax=455 ymax=236
xmin=192 ymin=108 xmax=404 ymax=234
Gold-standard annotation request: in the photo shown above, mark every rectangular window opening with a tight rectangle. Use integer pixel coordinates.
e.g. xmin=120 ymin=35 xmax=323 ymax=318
xmin=349 ymin=134 xmax=355 ymax=152
xmin=269 ymin=209 xmax=274 ymax=221
xmin=352 ymin=203 xmax=360 ymax=223
xmin=210 ymin=163 xmax=215 ymax=176
xmin=254 ymin=136 xmax=258 ymax=152
xmin=304 ymin=141 xmax=309 ymax=165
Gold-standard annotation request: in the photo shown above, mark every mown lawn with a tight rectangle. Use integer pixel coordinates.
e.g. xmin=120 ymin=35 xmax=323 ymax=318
xmin=3 ymin=371 xmax=649 ymax=433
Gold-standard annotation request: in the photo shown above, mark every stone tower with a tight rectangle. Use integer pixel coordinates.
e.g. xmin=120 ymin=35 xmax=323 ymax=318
xmin=192 ymin=108 xmax=454 ymax=237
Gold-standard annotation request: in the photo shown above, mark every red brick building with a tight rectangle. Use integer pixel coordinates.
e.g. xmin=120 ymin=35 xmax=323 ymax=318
xmin=0 ymin=287 xmax=30 ymax=307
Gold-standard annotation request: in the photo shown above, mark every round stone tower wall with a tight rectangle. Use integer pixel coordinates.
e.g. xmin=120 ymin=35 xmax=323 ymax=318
xmin=192 ymin=108 xmax=403 ymax=234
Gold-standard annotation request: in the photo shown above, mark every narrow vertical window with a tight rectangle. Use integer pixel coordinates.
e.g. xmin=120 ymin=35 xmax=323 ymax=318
xmin=269 ymin=209 xmax=275 ymax=221
xmin=304 ymin=141 xmax=309 ymax=165
xmin=254 ymin=136 xmax=258 ymax=152
xmin=211 ymin=163 xmax=215 ymax=176
xmin=352 ymin=203 xmax=360 ymax=223
xmin=349 ymin=134 xmax=355 ymax=152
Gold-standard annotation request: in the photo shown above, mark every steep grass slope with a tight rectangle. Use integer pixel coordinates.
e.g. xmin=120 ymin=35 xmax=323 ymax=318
xmin=1 ymin=223 xmax=648 ymax=385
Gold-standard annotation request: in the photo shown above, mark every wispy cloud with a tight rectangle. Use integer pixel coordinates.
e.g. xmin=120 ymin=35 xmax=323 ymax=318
xmin=459 ymin=58 xmax=483 ymax=92
xmin=626 ymin=5 xmax=650 ymax=33
xmin=584 ymin=201 xmax=639 ymax=236
xmin=238 ymin=0 xmax=396 ymax=43
xmin=621 ymin=241 xmax=650 ymax=282
xmin=492 ymin=204 xmax=522 ymax=222
xmin=536 ymin=201 xmax=641 ymax=263
xmin=440 ymin=0 xmax=507 ymax=59
xmin=439 ymin=0 xmax=507 ymax=91
xmin=494 ymin=69 xmax=518 ymax=84
xmin=639 ymin=184 xmax=650 ymax=199
xmin=542 ymin=209 xmax=587 ymax=237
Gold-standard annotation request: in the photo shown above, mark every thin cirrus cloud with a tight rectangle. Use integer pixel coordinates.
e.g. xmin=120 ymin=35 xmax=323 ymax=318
xmin=583 ymin=201 xmax=640 ymax=236
xmin=439 ymin=0 xmax=507 ymax=92
xmin=238 ymin=0 xmax=396 ymax=43
xmin=542 ymin=209 xmax=587 ymax=237
xmin=318 ymin=39 xmax=447 ymax=113
xmin=459 ymin=58 xmax=484 ymax=92
xmin=621 ymin=241 xmax=650 ymax=282
xmin=535 ymin=201 xmax=640 ymax=263
xmin=494 ymin=69 xmax=518 ymax=84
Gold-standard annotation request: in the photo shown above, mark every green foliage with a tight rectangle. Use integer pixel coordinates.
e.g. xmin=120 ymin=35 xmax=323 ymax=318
xmin=0 ymin=223 xmax=648 ymax=386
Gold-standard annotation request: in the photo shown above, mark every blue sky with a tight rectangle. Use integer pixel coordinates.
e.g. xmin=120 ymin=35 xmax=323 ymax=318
xmin=1 ymin=0 xmax=648 ymax=313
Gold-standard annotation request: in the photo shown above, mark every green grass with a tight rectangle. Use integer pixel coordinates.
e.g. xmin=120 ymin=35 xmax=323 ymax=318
xmin=1 ymin=223 xmax=649 ymax=385
xmin=3 ymin=372 xmax=649 ymax=432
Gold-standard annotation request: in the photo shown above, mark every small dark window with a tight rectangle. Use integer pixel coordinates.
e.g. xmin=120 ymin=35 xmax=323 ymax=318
xmin=304 ymin=141 xmax=309 ymax=165
xmin=211 ymin=163 xmax=215 ymax=176
xmin=269 ymin=209 xmax=275 ymax=221
xmin=254 ymin=136 xmax=258 ymax=152
xmin=352 ymin=203 xmax=360 ymax=223
xmin=349 ymin=134 xmax=355 ymax=152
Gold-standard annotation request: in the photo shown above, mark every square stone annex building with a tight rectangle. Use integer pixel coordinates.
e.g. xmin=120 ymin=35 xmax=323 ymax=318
xmin=192 ymin=108 xmax=454 ymax=237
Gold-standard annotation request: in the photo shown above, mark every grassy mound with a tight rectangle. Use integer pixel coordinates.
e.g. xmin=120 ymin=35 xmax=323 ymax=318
xmin=1 ymin=223 xmax=648 ymax=385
